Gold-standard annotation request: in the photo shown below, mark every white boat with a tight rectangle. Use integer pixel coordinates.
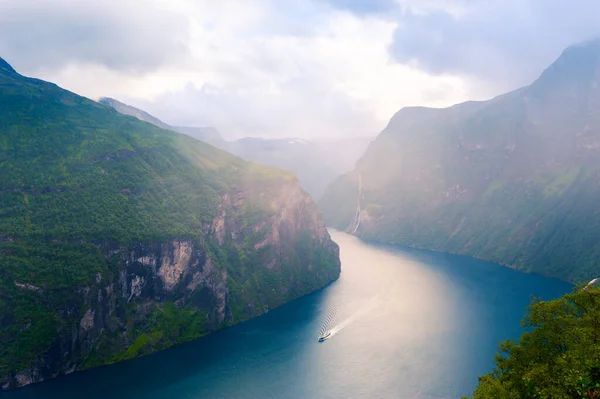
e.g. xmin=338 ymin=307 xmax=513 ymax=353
xmin=318 ymin=331 xmax=331 ymax=342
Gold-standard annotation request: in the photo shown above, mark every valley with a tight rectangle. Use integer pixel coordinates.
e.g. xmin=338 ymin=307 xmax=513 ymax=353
xmin=2 ymin=4 xmax=600 ymax=396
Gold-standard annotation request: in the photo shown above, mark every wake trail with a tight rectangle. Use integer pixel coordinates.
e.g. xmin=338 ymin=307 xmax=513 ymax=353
xmin=319 ymin=304 xmax=339 ymax=335
xmin=328 ymin=294 xmax=381 ymax=337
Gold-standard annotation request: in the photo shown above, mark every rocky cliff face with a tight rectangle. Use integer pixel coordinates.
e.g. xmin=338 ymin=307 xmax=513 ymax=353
xmin=3 ymin=181 xmax=338 ymax=390
xmin=0 ymin=58 xmax=340 ymax=390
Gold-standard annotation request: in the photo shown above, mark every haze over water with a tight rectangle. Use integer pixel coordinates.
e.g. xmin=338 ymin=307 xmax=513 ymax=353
xmin=7 ymin=230 xmax=571 ymax=399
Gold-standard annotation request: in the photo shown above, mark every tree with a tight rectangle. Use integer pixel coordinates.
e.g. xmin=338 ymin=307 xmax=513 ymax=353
xmin=467 ymin=286 xmax=600 ymax=399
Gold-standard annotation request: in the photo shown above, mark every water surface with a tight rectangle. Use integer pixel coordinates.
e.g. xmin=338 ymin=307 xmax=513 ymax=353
xmin=6 ymin=230 xmax=572 ymax=398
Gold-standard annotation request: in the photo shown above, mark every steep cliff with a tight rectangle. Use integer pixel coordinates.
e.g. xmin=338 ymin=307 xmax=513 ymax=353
xmin=320 ymin=40 xmax=600 ymax=283
xmin=0 ymin=58 xmax=340 ymax=390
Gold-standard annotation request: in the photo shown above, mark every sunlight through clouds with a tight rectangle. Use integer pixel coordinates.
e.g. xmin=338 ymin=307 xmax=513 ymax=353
xmin=3 ymin=0 xmax=595 ymax=139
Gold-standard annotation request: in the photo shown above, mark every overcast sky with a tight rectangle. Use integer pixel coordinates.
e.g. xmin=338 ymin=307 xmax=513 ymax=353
xmin=1 ymin=0 xmax=599 ymax=139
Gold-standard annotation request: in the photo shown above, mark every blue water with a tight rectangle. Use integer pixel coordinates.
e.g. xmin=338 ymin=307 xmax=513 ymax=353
xmin=5 ymin=230 xmax=572 ymax=399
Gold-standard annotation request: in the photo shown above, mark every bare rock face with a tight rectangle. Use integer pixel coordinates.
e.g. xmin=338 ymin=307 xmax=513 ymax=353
xmin=158 ymin=241 xmax=194 ymax=290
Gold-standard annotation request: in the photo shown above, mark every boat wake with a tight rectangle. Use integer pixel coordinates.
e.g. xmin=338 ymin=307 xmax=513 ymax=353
xmin=329 ymin=294 xmax=380 ymax=337
xmin=318 ymin=305 xmax=339 ymax=340
xmin=318 ymin=294 xmax=381 ymax=341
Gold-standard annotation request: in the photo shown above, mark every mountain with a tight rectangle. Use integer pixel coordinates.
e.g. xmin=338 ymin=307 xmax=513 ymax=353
xmin=0 ymin=58 xmax=340 ymax=390
xmin=0 ymin=58 xmax=15 ymax=74
xmin=98 ymin=97 xmax=230 ymax=150
xmin=320 ymin=39 xmax=600 ymax=283
xmin=100 ymin=99 xmax=372 ymax=199
xmin=228 ymin=137 xmax=372 ymax=199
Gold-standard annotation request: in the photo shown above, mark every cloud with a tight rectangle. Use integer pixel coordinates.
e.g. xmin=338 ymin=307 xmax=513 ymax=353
xmin=0 ymin=0 xmax=498 ymax=140
xmin=0 ymin=0 xmax=190 ymax=74
xmin=389 ymin=0 xmax=600 ymax=90
xmin=118 ymin=14 xmax=398 ymax=139
xmin=119 ymin=10 xmax=470 ymax=140
xmin=129 ymin=78 xmax=378 ymax=141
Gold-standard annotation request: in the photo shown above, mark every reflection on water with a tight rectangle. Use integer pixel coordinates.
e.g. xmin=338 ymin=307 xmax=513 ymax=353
xmin=6 ymin=230 xmax=572 ymax=399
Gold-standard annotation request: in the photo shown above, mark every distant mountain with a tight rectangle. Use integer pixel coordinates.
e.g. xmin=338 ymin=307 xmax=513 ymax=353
xmin=320 ymin=39 xmax=600 ymax=283
xmin=98 ymin=97 xmax=229 ymax=150
xmin=172 ymin=126 xmax=229 ymax=150
xmin=101 ymin=98 xmax=372 ymax=199
xmin=98 ymin=97 xmax=172 ymax=130
xmin=229 ymin=137 xmax=372 ymax=199
xmin=1 ymin=58 xmax=339 ymax=389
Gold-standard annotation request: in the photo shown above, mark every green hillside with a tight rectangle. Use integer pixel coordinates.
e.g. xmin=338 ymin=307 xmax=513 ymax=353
xmin=0 ymin=57 xmax=340 ymax=389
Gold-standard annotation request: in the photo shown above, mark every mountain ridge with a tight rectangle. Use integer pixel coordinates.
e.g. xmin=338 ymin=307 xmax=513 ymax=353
xmin=0 ymin=57 xmax=15 ymax=73
xmin=98 ymin=97 xmax=172 ymax=130
xmin=97 ymin=97 xmax=230 ymax=150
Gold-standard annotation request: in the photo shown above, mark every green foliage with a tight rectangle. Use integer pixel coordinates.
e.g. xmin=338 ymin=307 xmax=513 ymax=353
xmin=0 ymin=287 xmax=59 ymax=376
xmin=114 ymin=302 xmax=209 ymax=362
xmin=542 ymin=167 xmax=580 ymax=198
xmin=467 ymin=287 xmax=600 ymax=399
xmin=0 ymin=61 xmax=293 ymax=246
